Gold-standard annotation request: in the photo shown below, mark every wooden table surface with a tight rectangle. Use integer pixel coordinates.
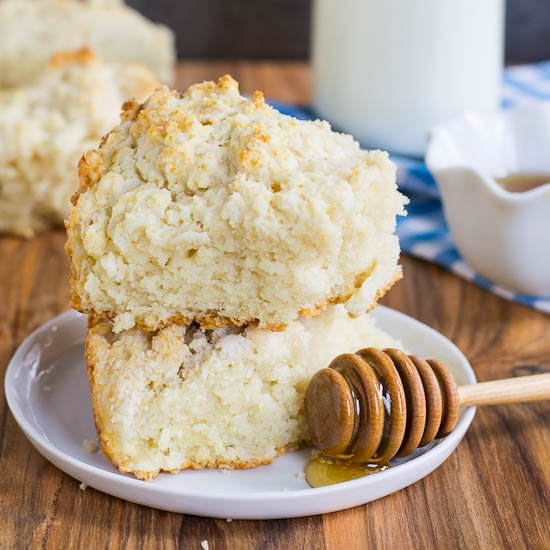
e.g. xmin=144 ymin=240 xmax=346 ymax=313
xmin=1 ymin=62 xmax=549 ymax=550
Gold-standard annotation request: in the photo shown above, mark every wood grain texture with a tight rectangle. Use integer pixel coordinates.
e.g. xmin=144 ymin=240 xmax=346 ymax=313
xmin=1 ymin=62 xmax=549 ymax=550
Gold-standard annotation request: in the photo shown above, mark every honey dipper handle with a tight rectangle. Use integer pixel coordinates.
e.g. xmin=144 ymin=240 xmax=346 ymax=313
xmin=458 ymin=373 xmax=550 ymax=406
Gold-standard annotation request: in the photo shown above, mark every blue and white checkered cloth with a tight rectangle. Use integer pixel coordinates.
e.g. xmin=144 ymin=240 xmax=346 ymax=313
xmin=270 ymin=62 xmax=550 ymax=314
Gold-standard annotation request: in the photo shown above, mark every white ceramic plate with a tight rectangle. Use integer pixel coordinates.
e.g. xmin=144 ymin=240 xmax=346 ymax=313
xmin=5 ymin=307 xmax=476 ymax=519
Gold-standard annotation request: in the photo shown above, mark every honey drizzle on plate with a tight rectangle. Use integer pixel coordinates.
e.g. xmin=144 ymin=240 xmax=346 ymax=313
xmin=305 ymin=454 xmax=389 ymax=488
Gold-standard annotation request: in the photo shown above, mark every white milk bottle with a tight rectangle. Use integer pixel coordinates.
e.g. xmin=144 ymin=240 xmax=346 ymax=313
xmin=312 ymin=0 xmax=505 ymax=156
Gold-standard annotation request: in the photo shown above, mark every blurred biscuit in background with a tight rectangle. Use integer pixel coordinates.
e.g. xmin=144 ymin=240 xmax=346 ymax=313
xmin=0 ymin=48 xmax=158 ymax=237
xmin=0 ymin=0 xmax=175 ymax=88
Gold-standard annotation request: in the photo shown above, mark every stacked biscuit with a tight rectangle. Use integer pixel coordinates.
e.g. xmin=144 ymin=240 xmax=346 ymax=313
xmin=67 ymin=75 xmax=407 ymax=479
xmin=0 ymin=0 xmax=175 ymax=236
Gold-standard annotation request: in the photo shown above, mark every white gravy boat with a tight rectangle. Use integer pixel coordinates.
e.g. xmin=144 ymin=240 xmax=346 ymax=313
xmin=426 ymin=102 xmax=550 ymax=296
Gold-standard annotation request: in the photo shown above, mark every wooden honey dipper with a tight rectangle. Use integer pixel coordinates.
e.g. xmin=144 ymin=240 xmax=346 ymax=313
xmin=305 ymin=348 xmax=550 ymax=464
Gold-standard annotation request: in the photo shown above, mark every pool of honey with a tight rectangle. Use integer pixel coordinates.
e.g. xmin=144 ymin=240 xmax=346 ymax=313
xmin=305 ymin=455 xmax=389 ymax=488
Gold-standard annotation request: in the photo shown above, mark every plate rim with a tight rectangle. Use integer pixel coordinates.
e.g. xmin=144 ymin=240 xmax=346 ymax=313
xmin=5 ymin=307 xmax=477 ymax=503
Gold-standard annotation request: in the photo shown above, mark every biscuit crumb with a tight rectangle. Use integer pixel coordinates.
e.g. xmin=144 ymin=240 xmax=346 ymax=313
xmin=226 ymin=518 xmax=232 ymax=522
xmin=79 ymin=482 xmax=88 ymax=491
xmin=200 ymin=541 xmax=209 ymax=550
xmin=82 ymin=439 xmax=98 ymax=453
xmin=295 ymin=471 xmax=306 ymax=480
